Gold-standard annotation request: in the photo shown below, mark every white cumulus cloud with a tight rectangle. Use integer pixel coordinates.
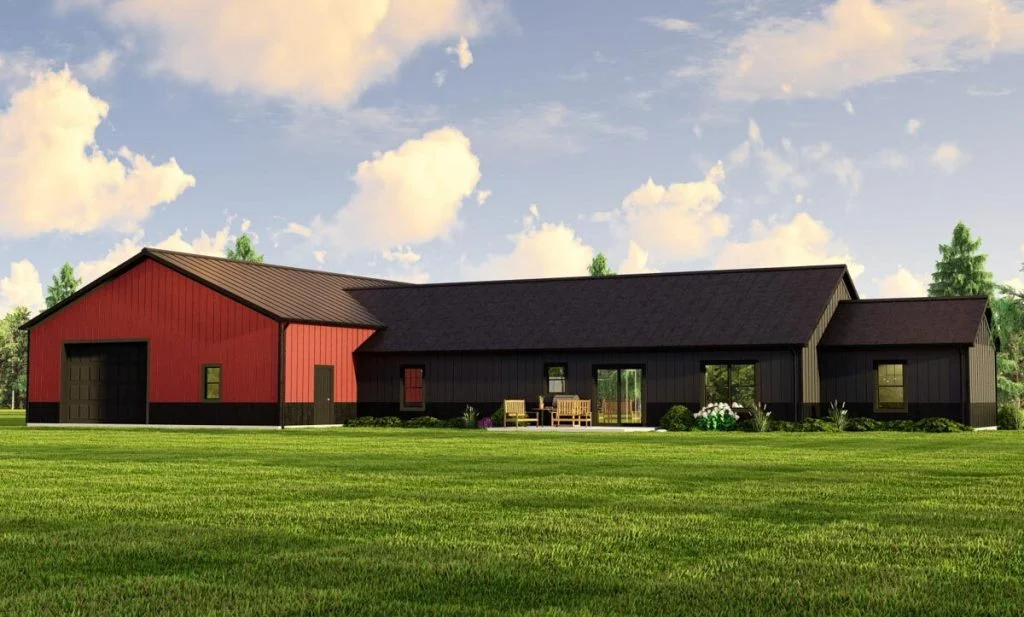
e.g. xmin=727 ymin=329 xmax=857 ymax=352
xmin=618 ymin=242 xmax=658 ymax=275
xmin=714 ymin=0 xmax=1024 ymax=101
xmin=905 ymin=118 xmax=922 ymax=135
xmin=603 ymin=162 xmax=730 ymax=264
xmin=931 ymin=143 xmax=966 ymax=172
xmin=77 ymin=226 xmax=233 ymax=285
xmin=463 ymin=207 xmax=595 ymax=280
xmin=715 ymin=213 xmax=865 ymax=278
xmin=382 ymin=246 xmax=422 ymax=265
xmin=0 ymin=260 xmax=45 ymax=314
xmin=67 ymin=0 xmax=496 ymax=106
xmin=75 ymin=49 xmax=119 ymax=81
xmin=0 ymin=69 xmax=195 ymax=238
xmin=877 ymin=266 xmax=928 ymax=297
xmin=446 ymin=36 xmax=474 ymax=69
xmin=641 ymin=17 xmax=698 ymax=32
xmin=315 ymin=127 xmax=481 ymax=252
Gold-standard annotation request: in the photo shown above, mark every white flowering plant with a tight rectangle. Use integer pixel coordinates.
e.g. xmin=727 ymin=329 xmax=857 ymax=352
xmin=694 ymin=402 xmax=741 ymax=431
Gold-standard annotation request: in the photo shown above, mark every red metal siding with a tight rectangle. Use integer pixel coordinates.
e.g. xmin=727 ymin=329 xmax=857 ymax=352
xmin=284 ymin=325 xmax=375 ymax=403
xmin=29 ymin=258 xmax=279 ymax=404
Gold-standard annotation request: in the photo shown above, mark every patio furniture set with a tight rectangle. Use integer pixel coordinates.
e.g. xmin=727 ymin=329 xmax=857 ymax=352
xmin=503 ymin=395 xmax=593 ymax=428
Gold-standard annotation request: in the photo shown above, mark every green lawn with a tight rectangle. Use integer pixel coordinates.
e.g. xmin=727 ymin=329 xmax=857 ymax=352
xmin=1 ymin=421 xmax=1022 ymax=616
xmin=0 ymin=408 xmax=25 ymax=427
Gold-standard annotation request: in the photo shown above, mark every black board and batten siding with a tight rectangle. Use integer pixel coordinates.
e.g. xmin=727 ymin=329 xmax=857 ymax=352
xmin=801 ymin=279 xmax=854 ymax=418
xmin=355 ymin=348 xmax=798 ymax=424
xmin=969 ymin=318 xmax=998 ymax=427
xmin=819 ymin=347 xmax=968 ymax=423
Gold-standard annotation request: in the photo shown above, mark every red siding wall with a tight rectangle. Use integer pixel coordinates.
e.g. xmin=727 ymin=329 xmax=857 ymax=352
xmin=284 ymin=325 xmax=375 ymax=403
xmin=29 ymin=259 xmax=279 ymax=404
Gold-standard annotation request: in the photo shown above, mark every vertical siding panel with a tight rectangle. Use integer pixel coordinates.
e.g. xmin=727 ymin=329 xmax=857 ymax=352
xmin=28 ymin=259 xmax=278 ymax=405
xmin=282 ymin=324 xmax=374 ymax=403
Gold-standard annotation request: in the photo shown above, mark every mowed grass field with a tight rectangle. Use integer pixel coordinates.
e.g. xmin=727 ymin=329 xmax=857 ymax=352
xmin=1 ymin=414 xmax=1023 ymax=616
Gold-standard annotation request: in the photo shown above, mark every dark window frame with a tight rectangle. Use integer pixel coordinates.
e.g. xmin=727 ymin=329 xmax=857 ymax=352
xmin=874 ymin=360 xmax=908 ymax=412
xmin=544 ymin=363 xmax=568 ymax=395
xmin=700 ymin=361 xmax=759 ymax=408
xmin=591 ymin=364 xmax=646 ymax=426
xmin=400 ymin=365 xmax=426 ymax=412
xmin=202 ymin=364 xmax=222 ymax=402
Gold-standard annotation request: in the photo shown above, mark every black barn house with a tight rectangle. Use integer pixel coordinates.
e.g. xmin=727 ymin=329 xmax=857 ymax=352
xmin=24 ymin=251 xmax=998 ymax=428
xmin=351 ymin=264 xmax=996 ymax=427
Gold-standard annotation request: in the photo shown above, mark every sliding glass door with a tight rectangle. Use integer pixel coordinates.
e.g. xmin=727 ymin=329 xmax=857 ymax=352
xmin=595 ymin=367 xmax=644 ymax=425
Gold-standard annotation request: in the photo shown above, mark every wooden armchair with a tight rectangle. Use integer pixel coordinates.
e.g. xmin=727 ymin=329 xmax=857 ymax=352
xmin=503 ymin=400 xmax=538 ymax=427
xmin=552 ymin=399 xmax=592 ymax=427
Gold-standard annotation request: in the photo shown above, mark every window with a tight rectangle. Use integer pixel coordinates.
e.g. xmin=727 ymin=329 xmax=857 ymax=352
xmin=203 ymin=365 xmax=222 ymax=401
xmin=546 ymin=364 xmax=567 ymax=394
xmin=876 ymin=363 xmax=906 ymax=410
xmin=402 ymin=366 xmax=425 ymax=411
xmin=703 ymin=363 xmax=756 ymax=408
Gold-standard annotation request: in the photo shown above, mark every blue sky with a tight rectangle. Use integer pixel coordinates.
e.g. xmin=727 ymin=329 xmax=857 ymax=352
xmin=1 ymin=0 xmax=1023 ymax=312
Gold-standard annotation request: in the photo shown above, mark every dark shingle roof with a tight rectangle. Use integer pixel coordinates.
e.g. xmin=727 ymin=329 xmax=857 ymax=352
xmin=819 ymin=297 xmax=990 ymax=347
xmin=350 ymin=265 xmax=854 ymax=352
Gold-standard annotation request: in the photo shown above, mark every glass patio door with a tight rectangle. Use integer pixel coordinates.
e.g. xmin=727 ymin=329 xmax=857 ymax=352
xmin=595 ymin=367 xmax=644 ymax=425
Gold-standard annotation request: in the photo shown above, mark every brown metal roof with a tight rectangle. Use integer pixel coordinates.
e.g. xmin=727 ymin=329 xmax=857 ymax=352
xmin=350 ymin=265 xmax=855 ymax=352
xmin=819 ymin=297 xmax=990 ymax=347
xmin=23 ymin=249 xmax=406 ymax=330
xmin=145 ymin=249 xmax=403 ymax=326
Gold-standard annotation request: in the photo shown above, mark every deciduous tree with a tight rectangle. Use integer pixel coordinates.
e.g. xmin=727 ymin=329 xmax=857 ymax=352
xmin=587 ymin=253 xmax=615 ymax=277
xmin=226 ymin=233 xmax=264 ymax=263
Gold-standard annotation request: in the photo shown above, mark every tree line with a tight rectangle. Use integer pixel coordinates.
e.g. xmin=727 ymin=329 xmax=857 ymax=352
xmin=0 ymin=234 xmax=263 ymax=409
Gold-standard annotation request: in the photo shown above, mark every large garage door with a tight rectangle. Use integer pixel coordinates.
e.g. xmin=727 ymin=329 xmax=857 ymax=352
xmin=63 ymin=343 xmax=147 ymax=424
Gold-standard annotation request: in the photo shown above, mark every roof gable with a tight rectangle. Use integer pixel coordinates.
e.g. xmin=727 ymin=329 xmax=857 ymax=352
xmin=351 ymin=265 xmax=853 ymax=353
xmin=23 ymin=249 xmax=404 ymax=330
xmin=819 ymin=297 xmax=991 ymax=347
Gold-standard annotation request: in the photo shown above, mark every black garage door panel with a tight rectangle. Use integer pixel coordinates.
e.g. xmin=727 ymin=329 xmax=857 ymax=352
xmin=63 ymin=343 xmax=147 ymax=423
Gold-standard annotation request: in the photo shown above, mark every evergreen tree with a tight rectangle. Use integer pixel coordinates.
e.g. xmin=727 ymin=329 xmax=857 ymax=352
xmin=587 ymin=253 xmax=615 ymax=277
xmin=45 ymin=263 xmax=81 ymax=308
xmin=927 ymin=222 xmax=995 ymax=298
xmin=996 ymin=280 xmax=1024 ymax=409
xmin=0 ymin=307 xmax=30 ymax=409
xmin=226 ymin=233 xmax=264 ymax=263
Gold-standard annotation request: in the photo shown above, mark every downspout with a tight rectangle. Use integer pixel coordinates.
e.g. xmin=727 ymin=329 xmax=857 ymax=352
xmin=278 ymin=321 xmax=288 ymax=429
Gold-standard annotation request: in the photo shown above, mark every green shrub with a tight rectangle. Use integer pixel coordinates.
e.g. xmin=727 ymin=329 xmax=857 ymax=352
xmin=659 ymin=405 xmax=694 ymax=431
xmin=346 ymin=416 xmax=376 ymax=427
xmin=772 ymin=421 xmax=800 ymax=432
xmin=912 ymin=417 xmax=973 ymax=433
xmin=997 ymin=407 xmax=1024 ymax=430
xmin=800 ymin=418 xmax=839 ymax=432
xmin=444 ymin=417 xmax=467 ymax=429
xmin=405 ymin=416 xmax=444 ymax=428
xmin=846 ymin=417 xmax=882 ymax=432
xmin=374 ymin=416 xmax=403 ymax=427
xmin=879 ymin=420 xmax=916 ymax=432
xmin=490 ymin=404 xmax=505 ymax=428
